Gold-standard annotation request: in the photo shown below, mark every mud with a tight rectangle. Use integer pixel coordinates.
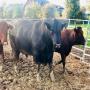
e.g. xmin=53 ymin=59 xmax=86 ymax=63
xmin=0 ymin=44 xmax=89 ymax=90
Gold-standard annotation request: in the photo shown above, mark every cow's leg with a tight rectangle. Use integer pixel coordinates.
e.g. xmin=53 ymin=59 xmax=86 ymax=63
xmin=12 ymin=49 xmax=20 ymax=60
xmin=61 ymin=54 xmax=66 ymax=73
xmin=55 ymin=53 xmax=64 ymax=65
xmin=12 ymin=49 xmax=20 ymax=73
xmin=56 ymin=54 xmax=66 ymax=73
xmin=0 ymin=43 xmax=4 ymax=62
xmin=2 ymin=45 xmax=4 ymax=61
xmin=37 ymin=64 xmax=41 ymax=82
xmin=25 ymin=54 xmax=28 ymax=59
xmin=9 ymin=35 xmax=20 ymax=60
xmin=56 ymin=59 xmax=63 ymax=65
xmin=2 ymin=51 xmax=4 ymax=61
xmin=15 ymin=50 xmax=20 ymax=60
xmin=49 ymin=63 xmax=55 ymax=82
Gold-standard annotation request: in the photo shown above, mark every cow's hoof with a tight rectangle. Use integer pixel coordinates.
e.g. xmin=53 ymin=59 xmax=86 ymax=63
xmin=0 ymin=65 xmax=2 ymax=72
xmin=37 ymin=73 xmax=41 ymax=82
xmin=19 ymin=58 xmax=23 ymax=61
xmin=14 ymin=65 xmax=18 ymax=73
xmin=50 ymin=71 xmax=55 ymax=82
xmin=54 ymin=61 xmax=58 ymax=65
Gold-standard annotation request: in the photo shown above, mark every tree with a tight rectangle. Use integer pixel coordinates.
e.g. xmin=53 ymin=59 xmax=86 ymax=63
xmin=24 ymin=3 xmax=43 ymax=19
xmin=0 ymin=7 xmax=3 ymax=18
xmin=42 ymin=4 xmax=60 ymax=18
xmin=3 ymin=6 xmax=13 ymax=18
xmin=12 ymin=4 xmax=23 ymax=18
xmin=23 ymin=0 xmax=48 ymax=17
xmin=77 ymin=7 xmax=87 ymax=19
xmin=65 ymin=0 xmax=80 ymax=19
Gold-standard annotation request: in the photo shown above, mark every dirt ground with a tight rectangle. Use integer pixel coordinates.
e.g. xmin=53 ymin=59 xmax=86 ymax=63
xmin=0 ymin=44 xmax=90 ymax=90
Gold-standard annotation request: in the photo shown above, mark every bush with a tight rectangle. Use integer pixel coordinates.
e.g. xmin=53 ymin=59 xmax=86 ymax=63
xmin=24 ymin=4 xmax=43 ymax=19
xmin=42 ymin=4 xmax=60 ymax=18
xmin=24 ymin=4 xmax=60 ymax=19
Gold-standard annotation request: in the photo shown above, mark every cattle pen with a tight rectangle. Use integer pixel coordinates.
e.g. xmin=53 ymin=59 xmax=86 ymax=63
xmin=0 ymin=18 xmax=90 ymax=90
xmin=1 ymin=18 xmax=90 ymax=64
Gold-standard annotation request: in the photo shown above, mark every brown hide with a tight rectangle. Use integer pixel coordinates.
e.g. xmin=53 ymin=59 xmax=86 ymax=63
xmin=0 ymin=21 xmax=13 ymax=44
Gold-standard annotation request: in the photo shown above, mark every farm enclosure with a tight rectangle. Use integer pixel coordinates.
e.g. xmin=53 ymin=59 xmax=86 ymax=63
xmin=0 ymin=19 xmax=90 ymax=90
xmin=0 ymin=44 xmax=90 ymax=90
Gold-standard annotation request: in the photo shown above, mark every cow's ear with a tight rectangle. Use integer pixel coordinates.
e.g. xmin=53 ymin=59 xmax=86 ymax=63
xmin=53 ymin=19 xmax=68 ymax=32
xmin=77 ymin=27 xmax=82 ymax=31
xmin=74 ymin=27 xmax=82 ymax=33
xmin=74 ymin=28 xmax=79 ymax=33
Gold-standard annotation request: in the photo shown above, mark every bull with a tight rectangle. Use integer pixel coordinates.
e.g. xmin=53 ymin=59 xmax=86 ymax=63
xmin=55 ymin=27 xmax=85 ymax=72
xmin=9 ymin=19 xmax=68 ymax=81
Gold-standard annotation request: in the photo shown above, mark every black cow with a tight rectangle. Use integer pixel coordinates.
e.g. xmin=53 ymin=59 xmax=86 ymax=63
xmin=55 ymin=27 xmax=85 ymax=72
xmin=9 ymin=19 xmax=67 ymax=81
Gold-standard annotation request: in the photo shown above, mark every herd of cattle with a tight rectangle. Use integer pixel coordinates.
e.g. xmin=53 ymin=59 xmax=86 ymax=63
xmin=0 ymin=19 xmax=85 ymax=81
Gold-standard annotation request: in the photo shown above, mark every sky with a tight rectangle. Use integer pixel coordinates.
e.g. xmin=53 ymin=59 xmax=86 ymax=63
xmin=0 ymin=0 xmax=27 ymax=6
xmin=0 ymin=0 xmax=88 ymax=7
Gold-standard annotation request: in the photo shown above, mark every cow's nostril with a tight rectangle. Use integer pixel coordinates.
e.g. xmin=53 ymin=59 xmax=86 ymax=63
xmin=55 ymin=44 xmax=61 ymax=48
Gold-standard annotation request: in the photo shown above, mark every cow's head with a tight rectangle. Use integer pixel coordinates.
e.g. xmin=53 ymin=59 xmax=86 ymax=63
xmin=45 ymin=19 xmax=68 ymax=48
xmin=74 ymin=27 xmax=85 ymax=45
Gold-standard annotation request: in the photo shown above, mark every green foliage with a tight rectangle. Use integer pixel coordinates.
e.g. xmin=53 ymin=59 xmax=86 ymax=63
xmin=12 ymin=5 xmax=23 ymax=18
xmin=0 ymin=7 xmax=3 ymax=18
xmin=2 ymin=4 xmax=23 ymax=19
xmin=24 ymin=4 xmax=43 ymax=19
xmin=42 ymin=4 xmax=60 ymax=18
xmin=65 ymin=0 xmax=80 ymax=19
xmin=3 ymin=6 xmax=13 ymax=18
xmin=77 ymin=11 xmax=87 ymax=20
xmin=24 ymin=3 xmax=60 ymax=19
xmin=2 ymin=3 xmax=60 ymax=19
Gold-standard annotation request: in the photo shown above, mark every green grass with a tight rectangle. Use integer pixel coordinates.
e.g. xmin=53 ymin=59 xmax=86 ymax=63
xmin=87 ymin=40 xmax=90 ymax=46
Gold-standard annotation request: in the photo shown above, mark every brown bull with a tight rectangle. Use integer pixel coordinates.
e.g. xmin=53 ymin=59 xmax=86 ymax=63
xmin=55 ymin=27 xmax=85 ymax=72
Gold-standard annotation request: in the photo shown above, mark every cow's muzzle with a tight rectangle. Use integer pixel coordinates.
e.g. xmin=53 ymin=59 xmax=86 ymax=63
xmin=55 ymin=44 xmax=61 ymax=48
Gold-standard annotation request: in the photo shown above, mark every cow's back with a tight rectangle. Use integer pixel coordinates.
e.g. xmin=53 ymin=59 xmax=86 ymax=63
xmin=9 ymin=20 xmax=53 ymax=64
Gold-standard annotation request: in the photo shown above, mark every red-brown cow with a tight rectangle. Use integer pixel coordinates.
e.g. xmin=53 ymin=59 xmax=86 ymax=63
xmin=0 ymin=21 xmax=13 ymax=43
xmin=55 ymin=27 xmax=85 ymax=72
xmin=0 ymin=21 xmax=13 ymax=60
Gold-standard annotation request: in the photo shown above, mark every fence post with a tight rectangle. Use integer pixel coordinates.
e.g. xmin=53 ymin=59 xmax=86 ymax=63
xmin=81 ymin=28 xmax=89 ymax=62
